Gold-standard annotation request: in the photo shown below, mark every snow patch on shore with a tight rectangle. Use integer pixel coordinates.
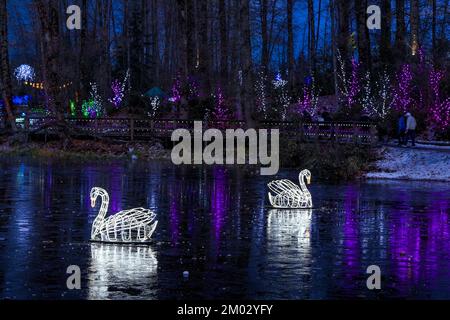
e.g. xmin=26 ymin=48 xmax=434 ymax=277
xmin=366 ymin=146 xmax=450 ymax=182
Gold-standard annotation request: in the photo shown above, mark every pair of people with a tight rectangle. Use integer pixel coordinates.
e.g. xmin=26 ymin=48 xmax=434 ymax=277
xmin=398 ymin=112 xmax=417 ymax=146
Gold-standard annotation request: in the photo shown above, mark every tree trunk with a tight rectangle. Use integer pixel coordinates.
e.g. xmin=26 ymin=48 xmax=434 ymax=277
xmin=240 ymin=0 xmax=254 ymax=126
xmin=432 ymin=0 xmax=436 ymax=62
xmin=394 ymin=0 xmax=406 ymax=58
xmin=287 ymin=0 xmax=294 ymax=88
xmin=380 ymin=0 xmax=391 ymax=64
xmin=336 ymin=0 xmax=349 ymax=60
xmin=355 ymin=0 xmax=371 ymax=70
xmin=410 ymin=0 xmax=420 ymax=56
xmin=0 ymin=0 xmax=16 ymax=130
xmin=219 ymin=0 xmax=228 ymax=81
xmin=260 ymin=0 xmax=269 ymax=68
xmin=198 ymin=0 xmax=210 ymax=92
xmin=35 ymin=0 xmax=64 ymax=122
xmin=307 ymin=0 xmax=315 ymax=73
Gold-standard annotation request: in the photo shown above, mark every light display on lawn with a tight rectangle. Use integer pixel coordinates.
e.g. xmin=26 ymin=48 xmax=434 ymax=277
xmin=109 ymin=69 xmax=130 ymax=108
xmin=268 ymin=169 xmax=313 ymax=209
xmin=90 ymin=187 xmax=158 ymax=243
xmin=85 ymin=82 xmax=104 ymax=117
xmin=14 ymin=64 xmax=35 ymax=82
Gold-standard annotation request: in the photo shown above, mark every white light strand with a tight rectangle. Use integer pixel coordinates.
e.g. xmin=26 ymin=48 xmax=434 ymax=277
xmin=90 ymin=187 xmax=158 ymax=243
xmin=272 ymin=72 xmax=291 ymax=120
xmin=255 ymin=69 xmax=268 ymax=118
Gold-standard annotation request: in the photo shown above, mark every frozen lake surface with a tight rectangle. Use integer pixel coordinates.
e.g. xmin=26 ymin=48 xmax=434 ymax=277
xmin=0 ymin=156 xmax=449 ymax=299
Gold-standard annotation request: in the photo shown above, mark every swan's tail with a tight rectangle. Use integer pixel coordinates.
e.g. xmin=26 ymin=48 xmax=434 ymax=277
xmin=146 ymin=220 xmax=158 ymax=240
xmin=268 ymin=193 xmax=275 ymax=206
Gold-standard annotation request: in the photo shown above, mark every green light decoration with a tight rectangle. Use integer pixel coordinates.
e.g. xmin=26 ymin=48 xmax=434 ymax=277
xmin=70 ymin=100 xmax=76 ymax=117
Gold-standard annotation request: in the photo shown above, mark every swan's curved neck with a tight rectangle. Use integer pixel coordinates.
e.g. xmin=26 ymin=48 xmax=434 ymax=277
xmin=96 ymin=191 xmax=109 ymax=220
xmin=298 ymin=172 xmax=309 ymax=193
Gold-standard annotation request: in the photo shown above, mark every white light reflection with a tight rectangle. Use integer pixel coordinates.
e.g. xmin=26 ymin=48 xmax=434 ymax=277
xmin=88 ymin=243 xmax=158 ymax=300
xmin=267 ymin=209 xmax=312 ymax=246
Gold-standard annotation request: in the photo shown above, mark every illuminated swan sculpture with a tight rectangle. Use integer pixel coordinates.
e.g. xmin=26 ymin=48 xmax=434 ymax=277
xmin=90 ymin=187 xmax=158 ymax=243
xmin=268 ymin=169 xmax=313 ymax=208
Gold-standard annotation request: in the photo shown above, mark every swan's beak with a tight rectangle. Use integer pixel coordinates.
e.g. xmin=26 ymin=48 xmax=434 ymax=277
xmin=91 ymin=199 xmax=96 ymax=208
xmin=307 ymin=177 xmax=311 ymax=184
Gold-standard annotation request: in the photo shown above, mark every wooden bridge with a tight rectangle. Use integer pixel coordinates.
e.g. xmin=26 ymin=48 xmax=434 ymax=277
xmin=4 ymin=117 xmax=377 ymax=145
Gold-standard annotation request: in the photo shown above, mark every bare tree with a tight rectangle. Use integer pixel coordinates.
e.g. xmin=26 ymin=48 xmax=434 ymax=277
xmin=380 ymin=0 xmax=392 ymax=64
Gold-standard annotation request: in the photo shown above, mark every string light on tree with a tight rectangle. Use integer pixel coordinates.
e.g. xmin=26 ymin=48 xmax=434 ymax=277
xmin=336 ymin=51 xmax=360 ymax=109
xmin=392 ymin=64 xmax=413 ymax=113
xmin=297 ymin=76 xmax=320 ymax=118
xmin=87 ymin=82 xmax=104 ymax=117
xmin=108 ymin=69 xmax=130 ymax=108
xmin=14 ymin=64 xmax=35 ymax=82
xmin=255 ymin=69 xmax=268 ymax=119
xmin=212 ymin=86 xmax=229 ymax=125
xmin=429 ymin=69 xmax=449 ymax=131
xmin=169 ymin=74 xmax=182 ymax=103
xmin=272 ymin=72 xmax=290 ymax=120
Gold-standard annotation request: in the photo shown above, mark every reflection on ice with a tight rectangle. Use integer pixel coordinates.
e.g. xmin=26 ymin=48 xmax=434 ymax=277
xmin=88 ymin=243 xmax=158 ymax=299
xmin=267 ymin=209 xmax=312 ymax=245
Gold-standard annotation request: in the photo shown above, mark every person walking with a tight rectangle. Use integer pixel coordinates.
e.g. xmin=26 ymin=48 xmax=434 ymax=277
xmin=405 ymin=112 xmax=417 ymax=146
xmin=397 ymin=114 xmax=406 ymax=145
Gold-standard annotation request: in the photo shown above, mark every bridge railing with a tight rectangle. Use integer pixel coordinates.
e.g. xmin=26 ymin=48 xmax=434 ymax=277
xmin=0 ymin=116 xmax=377 ymax=145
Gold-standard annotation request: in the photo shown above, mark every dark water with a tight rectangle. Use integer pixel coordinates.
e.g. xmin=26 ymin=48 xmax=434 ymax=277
xmin=0 ymin=156 xmax=449 ymax=300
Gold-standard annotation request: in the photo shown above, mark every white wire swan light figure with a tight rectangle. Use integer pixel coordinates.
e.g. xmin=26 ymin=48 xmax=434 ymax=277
xmin=268 ymin=169 xmax=313 ymax=209
xmin=90 ymin=187 xmax=158 ymax=243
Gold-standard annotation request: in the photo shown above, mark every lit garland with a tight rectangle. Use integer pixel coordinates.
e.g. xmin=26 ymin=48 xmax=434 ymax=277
xmin=392 ymin=64 xmax=413 ymax=112
xmin=14 ymin=64 xmax=35 ymax=82
xmin=24 ymin=81 xmax=72 ymax=90
xmin=297 ymin=76 xmax=320 ymax=118
xmin=272 ymin=72 xmax=290 ymax=120
xmin=108 ymin=69 xmax=130 ymax=108
xmin=255 ymin=69 xmax=268 ymax=118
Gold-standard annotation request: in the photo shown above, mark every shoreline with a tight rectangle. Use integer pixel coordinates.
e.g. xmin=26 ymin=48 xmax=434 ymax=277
xmin=365 ymin=145 xmax=450 ymax=182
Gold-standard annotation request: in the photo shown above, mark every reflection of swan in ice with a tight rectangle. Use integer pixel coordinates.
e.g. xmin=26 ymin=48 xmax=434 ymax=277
xmin=88 ymin=243 xmax=158 ymax=300
xmin=267 ymin=209 xmax=312 ymax=244
xmin=268 ymin=170 xmax=312 ymax=208
xmin=90 ymin=187 xmax=158 ymax=243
